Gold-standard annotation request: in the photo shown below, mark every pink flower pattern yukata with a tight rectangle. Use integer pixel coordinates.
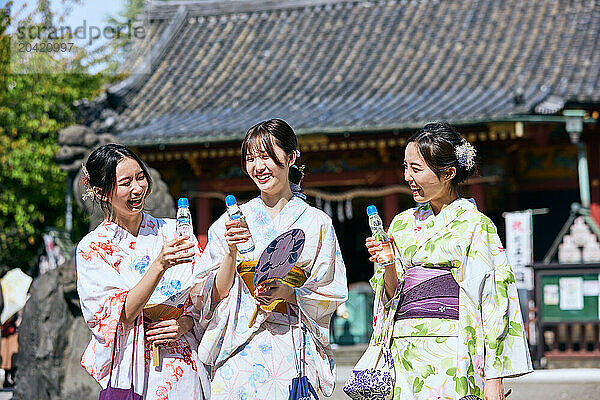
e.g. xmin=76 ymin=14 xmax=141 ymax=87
xmin=76 ymin=213 xmax=210 ymax=399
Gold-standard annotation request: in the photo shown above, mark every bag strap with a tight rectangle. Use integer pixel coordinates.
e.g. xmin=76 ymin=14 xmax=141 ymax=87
xmin=130 ymin=319 xmax=137 ymax=388
xmin=106 ymin=317 xmax=138 ymax=389
xmin=287 ymin=303 xmax=302 ymax=376
xmin=373 ymin=283 xmax=397 ymax=346
xmin=373 ymin=239 xmax=405 ymax=346
xmin=300 ymin=313 xmax=306 ymax=377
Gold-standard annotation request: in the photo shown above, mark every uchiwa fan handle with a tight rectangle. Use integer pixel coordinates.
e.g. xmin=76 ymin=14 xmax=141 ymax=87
xmin=248 ymin=306 xmax=259 ymax=328
xmin=152 ymin=342 xmax=160 ymax=367
xmin=151 ymin=316 xmax=160 ymax=367
xmin=247 ymin=299 xmax=284 ymax=328
xmin=144 ymin=304 xmax=184 ymax=368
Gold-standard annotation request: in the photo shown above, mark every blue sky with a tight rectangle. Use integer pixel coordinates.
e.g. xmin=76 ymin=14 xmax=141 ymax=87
xmin=10 ymin=0 xmax=135 ymax=72
xmin=11 ymin=0 xmax=125 ymax=29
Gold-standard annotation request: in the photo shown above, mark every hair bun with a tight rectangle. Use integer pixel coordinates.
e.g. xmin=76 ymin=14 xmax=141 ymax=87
xmin=289 ymin=164 xmax=305 ymax=185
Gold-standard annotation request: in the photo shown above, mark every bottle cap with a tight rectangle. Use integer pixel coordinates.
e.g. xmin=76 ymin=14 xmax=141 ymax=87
xmin=178 ymin=197 xmax=189 ymax=208
xmin=366 ymin=205 xmax=378 ymax=216
xmin=225 ymin=195 xmax=237 ymax=207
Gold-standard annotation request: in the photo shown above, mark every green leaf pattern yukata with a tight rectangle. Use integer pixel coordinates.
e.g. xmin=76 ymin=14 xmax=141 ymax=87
xmin=370 ymin=198 xmax=533 ymax=399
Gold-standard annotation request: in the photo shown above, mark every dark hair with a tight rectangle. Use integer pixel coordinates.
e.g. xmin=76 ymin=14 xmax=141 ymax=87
xmin=407 ymin=121 xmax=476 ymax=188
xmin=241 ymin=118 xmax=303 ymax=185
xmin=84 ymin=143 xmax=153 ymax=218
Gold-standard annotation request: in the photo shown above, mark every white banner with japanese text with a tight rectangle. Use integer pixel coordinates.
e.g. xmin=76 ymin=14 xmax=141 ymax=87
xmin=505 ymin=210 xmax=534 ymax=290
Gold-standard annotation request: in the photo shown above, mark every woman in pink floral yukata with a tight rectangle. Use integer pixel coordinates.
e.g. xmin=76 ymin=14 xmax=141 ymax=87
xmin=76 ymin=144 xmax=209 ymax=399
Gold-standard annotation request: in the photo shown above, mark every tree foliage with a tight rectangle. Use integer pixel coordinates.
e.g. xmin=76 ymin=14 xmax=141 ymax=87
xmin=103 ymin=0 xmax=146 ymax=74
xmin=0 ymin=1 xmax=109 ymax=275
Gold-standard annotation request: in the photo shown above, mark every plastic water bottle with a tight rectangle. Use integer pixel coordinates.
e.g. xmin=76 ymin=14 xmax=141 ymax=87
xmin=367 ymin=205 xmax=394 ymax=266
xmin=225 ymin=195 xmax=255 ymax=255
xmin=176 ymin=197 xmax=194 ymax=238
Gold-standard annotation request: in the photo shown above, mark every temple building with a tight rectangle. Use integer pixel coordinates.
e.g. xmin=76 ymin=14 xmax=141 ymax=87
xmin=81 ymin=0 xmax=600 ymax=284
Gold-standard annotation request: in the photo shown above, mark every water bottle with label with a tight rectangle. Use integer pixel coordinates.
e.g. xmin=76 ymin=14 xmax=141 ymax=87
xmin=367 ymin=205 xmax=394 ymax=266
xmin=176 ymin=197 xmax=194 ymax=238
xmin=225 ymin=195 xmax=255 ymax=255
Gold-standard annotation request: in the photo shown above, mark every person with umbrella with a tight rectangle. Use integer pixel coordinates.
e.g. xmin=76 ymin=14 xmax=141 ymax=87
xmin=76 ymin=144 xmax=209 ymax=399
xmin=191 ymin=119 xmax=348 ymax=399
xmin=0 ymin=268 xmax=33 ymax=388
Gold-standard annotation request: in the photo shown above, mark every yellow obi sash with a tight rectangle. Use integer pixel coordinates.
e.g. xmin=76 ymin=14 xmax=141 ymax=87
xmin=237 ymin=260 xmax=308 ymax=314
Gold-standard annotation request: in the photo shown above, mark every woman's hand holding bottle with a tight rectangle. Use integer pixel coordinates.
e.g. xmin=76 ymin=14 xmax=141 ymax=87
xmin=224 ymin=219 xmax=252 ymax=255
xmin=366 ymin=205 xmax=394 ymax=266
xmin=365 ymin=236 xmax=386 ymax=263
xmin=224 ymin=195 xmax=255 ymax=256
xmin=154 ymin=236 xmax=195 ymax=272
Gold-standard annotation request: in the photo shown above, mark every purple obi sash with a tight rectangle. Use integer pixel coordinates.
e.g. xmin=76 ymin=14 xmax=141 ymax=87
xmin=395 ymin=266 xmax=459 ymax=320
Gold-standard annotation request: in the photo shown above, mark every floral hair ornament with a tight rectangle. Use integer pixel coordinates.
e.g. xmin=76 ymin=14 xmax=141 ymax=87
xmin=80 ymin=164 xmax=95 ymax=201
xmin=293 ymin=150 xmax=305 ymax=178
xmin=296 ymin=164 xmax=306 ymax=179
xmin=454 ymin=139 xmax=476 ymax=171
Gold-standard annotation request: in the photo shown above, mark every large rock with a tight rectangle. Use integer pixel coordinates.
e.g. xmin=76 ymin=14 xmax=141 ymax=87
xmin=57 ymin=125 xmax=177 ymax=230
xmin=58 ymin=125 xmax=94 ymax=146
xmin=145 ymin=167 xmax=176 ymax=219
xmin=12 ymin=260 xmax=99 ymax=400
xmin=74 ymin=165 xmax=176 ymax=230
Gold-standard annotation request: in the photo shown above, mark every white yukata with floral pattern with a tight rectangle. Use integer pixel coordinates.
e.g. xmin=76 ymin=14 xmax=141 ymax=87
xmin=76 ymin=213 xmax=210 ymax=400
xmin=191 ymin=196 xmax=348 ymax=399
xmin=371 ymin=198 xmax=533 ymax=400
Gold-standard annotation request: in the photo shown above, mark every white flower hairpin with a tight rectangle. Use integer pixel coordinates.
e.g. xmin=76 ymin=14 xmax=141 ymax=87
xmin=454 ymin=140 xmax=476 ymax=171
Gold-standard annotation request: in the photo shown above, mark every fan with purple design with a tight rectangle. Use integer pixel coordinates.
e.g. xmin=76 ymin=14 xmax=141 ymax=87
xmin=248 ymin=228 xmax=306 ymax=326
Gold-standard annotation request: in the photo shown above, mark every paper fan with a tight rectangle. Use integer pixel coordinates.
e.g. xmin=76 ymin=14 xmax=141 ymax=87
xmin=247 ymin=229 xmax=306 ymax=327
xmin=255 ymin=229 xmax=305 ymax=286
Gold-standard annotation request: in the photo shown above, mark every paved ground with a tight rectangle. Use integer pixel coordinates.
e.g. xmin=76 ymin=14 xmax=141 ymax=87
xmin=1 ymin=369 xmax=598 ymax=399
xmin=330 ymin=368 xmax=600 ymax=400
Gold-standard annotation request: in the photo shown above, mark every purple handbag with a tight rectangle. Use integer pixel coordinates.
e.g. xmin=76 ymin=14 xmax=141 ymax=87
xmin=343 ymin=284 xmax=396 ymax=400
xmin=99 ymin=320 xmax=142 ymax=400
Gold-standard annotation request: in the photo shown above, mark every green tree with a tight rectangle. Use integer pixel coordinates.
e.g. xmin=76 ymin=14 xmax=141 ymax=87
xmin=103 ymin=0 xmax=146 ymax=74
xmin=0 ymin=1 xmax=109 ymax=275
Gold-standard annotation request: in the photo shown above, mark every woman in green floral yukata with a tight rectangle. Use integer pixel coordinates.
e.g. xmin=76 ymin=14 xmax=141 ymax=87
xmin=366 ymin=122 xmax=533 ymax=400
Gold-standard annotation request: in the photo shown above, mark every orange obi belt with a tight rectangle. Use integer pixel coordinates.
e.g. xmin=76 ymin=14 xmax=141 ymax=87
xmin=237 ymin=260 xmax=308 ymax=315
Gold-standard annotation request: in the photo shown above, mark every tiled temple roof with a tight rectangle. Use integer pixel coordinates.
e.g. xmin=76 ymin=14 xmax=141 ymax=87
xmin=108 ymin=0 xmax=600 ymax=145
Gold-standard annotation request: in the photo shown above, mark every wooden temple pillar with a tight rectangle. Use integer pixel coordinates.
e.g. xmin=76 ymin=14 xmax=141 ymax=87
xmin=195 ymin=196 xmax=212 ymax=248
xmin=470 ymin=165 xmax=486 ymax=213
xmin=588 ymin=138 xmax=600 ymax=225
xmin=470 ymin=182 xmax=486 ymax=213
xmin=384 ymin=193 xmax=399 ymax=227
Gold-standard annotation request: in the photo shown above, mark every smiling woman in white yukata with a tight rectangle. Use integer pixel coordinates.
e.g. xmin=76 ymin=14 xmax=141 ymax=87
xmin=366 ymin=122 xmax=533 ymax=400
xmin=190 ymin=119 xmax=348 ymax=399
xmin=76 ymin=144 xmax=209 ymax=399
